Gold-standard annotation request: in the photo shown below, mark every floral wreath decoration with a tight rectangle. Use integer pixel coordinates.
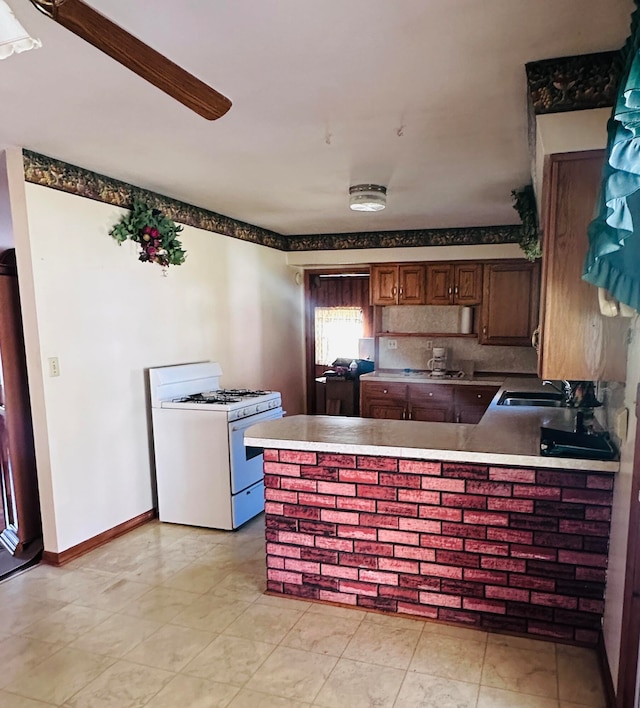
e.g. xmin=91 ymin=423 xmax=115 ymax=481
xmin=110 ymin=198 xmax=187 ymax=271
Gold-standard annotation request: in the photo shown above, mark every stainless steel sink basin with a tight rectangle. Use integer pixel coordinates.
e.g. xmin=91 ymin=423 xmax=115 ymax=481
xmin=540 ymin=427 xmax=617 ymax=460
xmin=497 ymin=391 xmax=565 ymax=407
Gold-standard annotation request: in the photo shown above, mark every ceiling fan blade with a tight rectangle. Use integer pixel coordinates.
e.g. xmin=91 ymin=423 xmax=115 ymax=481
xmin=29 ymin=0 xmax=231 ymax=120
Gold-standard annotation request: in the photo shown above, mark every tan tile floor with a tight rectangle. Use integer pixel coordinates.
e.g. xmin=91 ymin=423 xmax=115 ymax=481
xmin=0 ymin=516 xmax=607 ymax=707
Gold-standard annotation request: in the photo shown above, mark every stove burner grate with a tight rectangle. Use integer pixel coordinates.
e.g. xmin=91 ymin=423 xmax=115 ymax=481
xmin=215 ymin=389 xmax=271 ymax=397
xmin=173 ymin=393 xmax=241 ymax=404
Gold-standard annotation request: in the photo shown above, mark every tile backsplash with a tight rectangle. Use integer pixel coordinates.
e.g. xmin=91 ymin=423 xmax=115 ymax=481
xmin=377 ymin=305 xmax=538 ymax=373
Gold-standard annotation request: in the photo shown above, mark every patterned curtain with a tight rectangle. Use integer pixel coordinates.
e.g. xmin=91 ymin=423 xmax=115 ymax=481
xmin=314 ymin=307 xmax=364 ymax=366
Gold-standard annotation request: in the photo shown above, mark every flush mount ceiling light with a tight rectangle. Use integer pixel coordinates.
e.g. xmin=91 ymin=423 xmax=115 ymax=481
xmin=349 ymin=184 xmax=387 ymax=212
xmin=0 ymin=0 xmax=41 ymax=59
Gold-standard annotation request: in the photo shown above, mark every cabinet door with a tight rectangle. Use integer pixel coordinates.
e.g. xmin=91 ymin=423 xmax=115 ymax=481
xmin=454 ymin=385 xmax=499 ymax=424
xmin=398 ymin=265 xmax=426 ymax=305
xmin=363 ymin=399 xmax=406 ymax=420
xmin=454 ymin=264 xmax=482 ymax=305
xmin=370 ymin=265 xmax=398 ymax=305
xmin=479 ymin=261 xmax=540 ymax=346
xmin=360 ymin=382 xmax=407 ymax=419
xmin=539 ymin=152 xmax=628 ymax=381
xmin=408 ymin=384 xmax=454 ymax=422
xmin=425 ymin=265 xmax=453 ymax=305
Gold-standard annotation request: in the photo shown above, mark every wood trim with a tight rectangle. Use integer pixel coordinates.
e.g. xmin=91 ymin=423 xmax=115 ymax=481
xmin=0 ymin=264 xmax=40 ymax=548
xmin=42 ymin=509 xmax=157 ymax=566
xmin=374 ymin=332 xmax=477 ymax=338
xmin=616 ymin=383 xmax=640 ymax=707
xmin=304 ymin=267 xmax=371 ymax=415
xmin=304 ymin=270 xmax=315 ymax=415
xmin=597 ymin=631 xmax=617 ymax=708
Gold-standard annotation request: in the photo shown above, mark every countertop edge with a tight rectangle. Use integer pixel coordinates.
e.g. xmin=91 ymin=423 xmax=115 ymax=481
xmin=245 ymin=432 xmax=619 ymax=473
xmin=246 ymin=376 xmax=620 ymax=474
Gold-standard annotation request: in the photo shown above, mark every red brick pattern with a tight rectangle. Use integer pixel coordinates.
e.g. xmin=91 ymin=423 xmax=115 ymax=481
xmin=264 ymin=452 xmax=614 ymax=645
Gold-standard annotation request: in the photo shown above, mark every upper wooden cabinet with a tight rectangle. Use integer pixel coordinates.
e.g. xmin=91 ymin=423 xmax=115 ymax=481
xmin=425 ymin=263 xmax=483 ymax=305
xmin=370 ymin=264 xmax=425 ymax=305
xmin=479 ymin=261 xmax=540 ymax=346
xmin=538 ymin=151 xmax=628 ymax=381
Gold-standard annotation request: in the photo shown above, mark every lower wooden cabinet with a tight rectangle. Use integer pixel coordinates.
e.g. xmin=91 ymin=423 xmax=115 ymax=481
xmin=408 ymin=384 xmax=454 ymax=422
xmin=360 ymin=381 xmax=499 ymax=423
xmin=454 ymin=385 xmax=499 ymax=423
xmin=359 ymin=382 xmax=407 ymax=419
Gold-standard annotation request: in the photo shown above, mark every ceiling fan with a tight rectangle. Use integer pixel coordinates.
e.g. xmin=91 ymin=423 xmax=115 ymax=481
xmin=28 ymin=0 xmax=232 ymax=120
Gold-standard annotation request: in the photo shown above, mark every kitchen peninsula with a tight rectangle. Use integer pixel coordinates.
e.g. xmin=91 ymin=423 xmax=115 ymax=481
xmin=246 ymin=378 xmax=617 ymax=645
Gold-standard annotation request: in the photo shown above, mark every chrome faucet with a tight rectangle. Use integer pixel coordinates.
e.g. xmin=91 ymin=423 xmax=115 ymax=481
xmin=543 ymin=380 xmax=574 ymax=406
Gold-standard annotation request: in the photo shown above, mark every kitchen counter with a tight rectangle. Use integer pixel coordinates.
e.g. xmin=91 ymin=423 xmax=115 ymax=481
xmin=359 ymin=369 xmax=509 ymax=387
xmin=252 ymin=377 xmax=616 ymax=644
xmin=246 ymin=377 xmax=618 ymax=473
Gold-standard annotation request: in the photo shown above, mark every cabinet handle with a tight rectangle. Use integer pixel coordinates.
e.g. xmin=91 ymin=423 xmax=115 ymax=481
xmin=402 ymin=407 xmax=407 ymax=420
xmin=399 ymin=287 xmax=404 ymax=298
xmin=456 ymin=414 xmax=461 ymax=423
xmin=483 ymin=326 xmax=487 ymax=335
xmin=408 ymin=405 xmax=412 ymax=420
xmin=454 ymin=286 xmax=459 ymax=295
xmin=428 ymin=392 xmax=433 ymax=397
xmin=477 ymin=394 xmax=482 ymax=399
xmin=383 ymin=389 xmax=388 ymax=394
xmin=392 ymin=286 xmax=397 ymax=296
xmin=448 ymin=286 xmax=452 ymax=295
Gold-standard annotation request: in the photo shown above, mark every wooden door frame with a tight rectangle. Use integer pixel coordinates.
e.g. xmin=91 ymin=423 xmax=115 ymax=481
xmin=303 ymin=267 xmax=370 ymax=415
xmin=0 ymin=252 xmax=41 ymax=555
xmin=616 ymin=383 xmax=640 ymax=707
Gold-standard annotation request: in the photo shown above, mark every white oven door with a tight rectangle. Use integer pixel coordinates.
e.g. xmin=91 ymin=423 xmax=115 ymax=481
xmin=229 ymin=407 xmax=283 ymax=494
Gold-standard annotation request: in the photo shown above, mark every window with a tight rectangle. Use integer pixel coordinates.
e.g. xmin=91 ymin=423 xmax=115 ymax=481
xmin=314 ymin=307 xmax=364 ymax=366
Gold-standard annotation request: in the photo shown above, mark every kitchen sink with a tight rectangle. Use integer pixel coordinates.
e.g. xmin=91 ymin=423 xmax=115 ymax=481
xmin=540 ymin=427 xmax=617 ymax=460
xmin=497 ymin=391 xmax=565 ymax=407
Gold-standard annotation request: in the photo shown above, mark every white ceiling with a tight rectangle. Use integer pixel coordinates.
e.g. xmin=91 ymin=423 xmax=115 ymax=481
xmin=0 ymin=0 xmax=634 ymax=237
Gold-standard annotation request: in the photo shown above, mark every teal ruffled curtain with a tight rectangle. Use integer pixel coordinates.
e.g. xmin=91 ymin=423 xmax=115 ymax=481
xmin=583 ymin=2 xmax=640 ymax=311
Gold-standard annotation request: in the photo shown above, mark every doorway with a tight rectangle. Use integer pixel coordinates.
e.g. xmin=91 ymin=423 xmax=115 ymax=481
xmin=304 ymin=269 xmax=372 ymax=415
xmin=0 ymin=249 xmax=42 ymax=579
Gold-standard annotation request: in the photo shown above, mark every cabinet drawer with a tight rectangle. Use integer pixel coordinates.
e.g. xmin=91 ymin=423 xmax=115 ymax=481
xmin=361 ymin=382 xmax=407 ymax=398
xmin=408 ymin=383 xmax=454 ymax=404
xmin=454 ymin=386 xmax=499 ymax=407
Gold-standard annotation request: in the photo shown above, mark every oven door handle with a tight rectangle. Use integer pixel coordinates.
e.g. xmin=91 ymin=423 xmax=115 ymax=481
xmin=231 ymin=408 xmax=283 ymax=432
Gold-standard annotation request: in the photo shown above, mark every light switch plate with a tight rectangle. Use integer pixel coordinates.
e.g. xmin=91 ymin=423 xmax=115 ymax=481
xmin=387 ymin=339 xmax=397 ymax=350
xmin=48 ymin=357 xmax=60 ymax=377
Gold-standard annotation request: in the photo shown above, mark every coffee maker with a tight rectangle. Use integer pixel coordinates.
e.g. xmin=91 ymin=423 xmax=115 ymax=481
xmin=427 ymin=347 xmax=448 ymax=377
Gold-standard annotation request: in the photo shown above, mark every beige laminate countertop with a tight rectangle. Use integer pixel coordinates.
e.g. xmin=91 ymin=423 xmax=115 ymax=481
xmin=358 ymin=370 xmax=508 ymax=387
xmin=246 ymin=376 xmax=618 ymax=473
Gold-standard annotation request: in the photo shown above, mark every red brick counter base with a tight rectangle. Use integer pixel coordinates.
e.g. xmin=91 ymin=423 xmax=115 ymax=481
xmin=263 ymin=449 xmax=614 ymax=646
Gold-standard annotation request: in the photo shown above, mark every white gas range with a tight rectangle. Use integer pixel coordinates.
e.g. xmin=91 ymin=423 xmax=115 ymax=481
xmin=149 ymin=362 xmax=283 ymax=530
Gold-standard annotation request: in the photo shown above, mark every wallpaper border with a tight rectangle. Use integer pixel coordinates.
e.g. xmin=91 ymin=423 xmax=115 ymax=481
xmin=22 ymin=150 xmax=522 ymax=253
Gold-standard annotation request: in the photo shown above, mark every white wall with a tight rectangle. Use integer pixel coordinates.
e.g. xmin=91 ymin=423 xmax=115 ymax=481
xmin=534 ymin=108 xmax=610 ymax=207
xmin=11 ymin=177 xmax=304 ymax=554
xmin=603 ymin=315 xmax=640 ymax=686
xmin=286 ymin=243 xmax=524 ymax=268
